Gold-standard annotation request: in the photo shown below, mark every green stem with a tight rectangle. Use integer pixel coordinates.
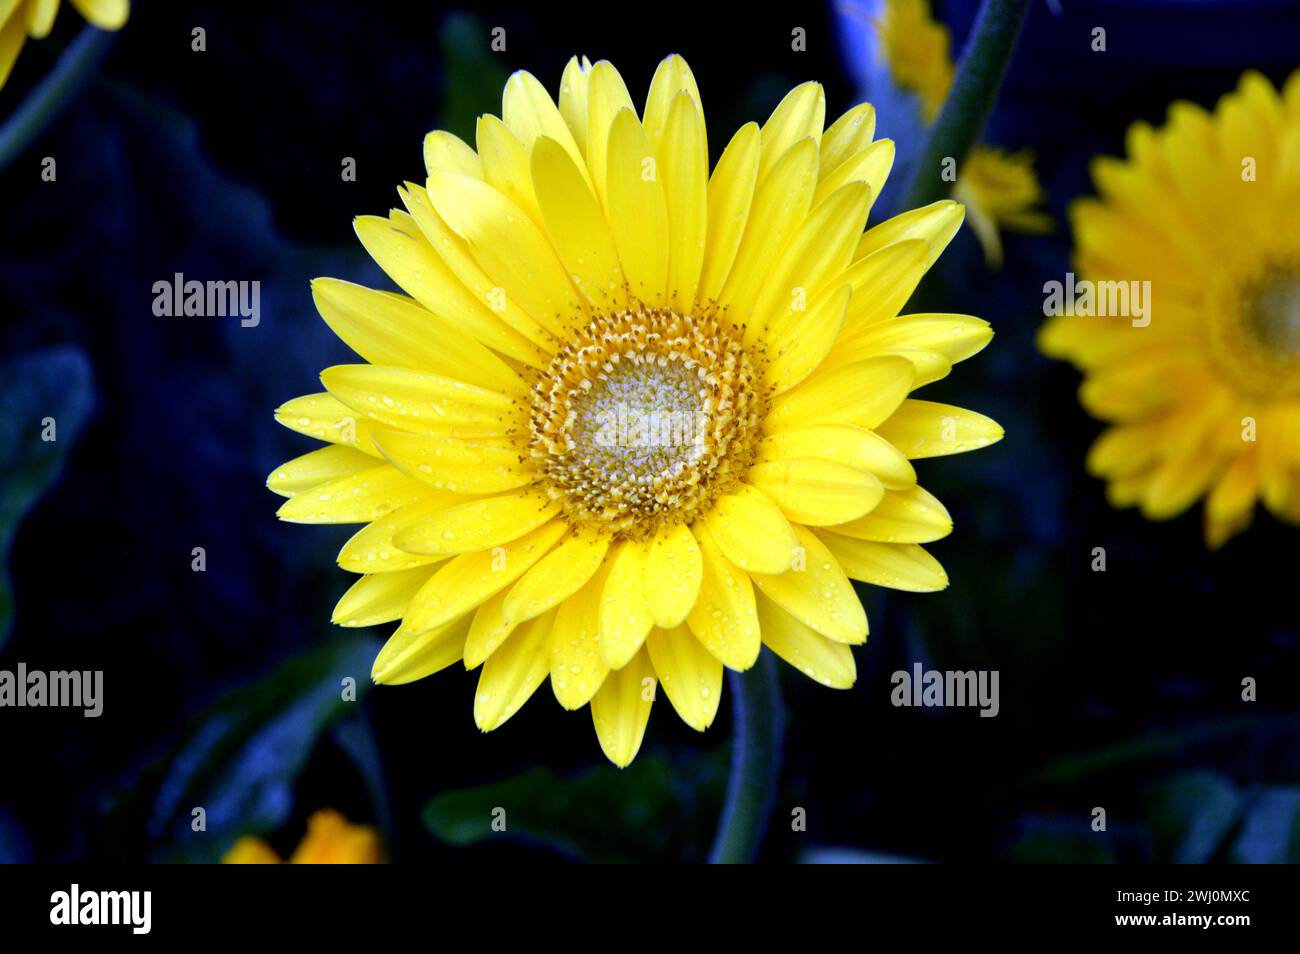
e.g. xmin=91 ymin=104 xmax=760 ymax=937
xmin=708 ymin=650 xmax=786 ymax=864
xmin=901 ymin=0 xmax=1032 ymax=210
xmin=0 ymin=26 xmax=116 ymax=173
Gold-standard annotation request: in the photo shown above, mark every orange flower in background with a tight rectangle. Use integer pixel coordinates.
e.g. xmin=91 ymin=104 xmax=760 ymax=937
xmin=222 ymin=809 xmax=384 ymax=864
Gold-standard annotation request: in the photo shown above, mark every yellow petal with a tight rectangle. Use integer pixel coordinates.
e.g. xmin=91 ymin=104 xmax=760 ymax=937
xmin=1139 ymin=441 xmax=1221 ymax=522
xmin=750 ymin=525 xmax=868 ymax=644
xmin=837 ymin=313 xmax=993 ymax=366
xmin=69 ymin=0 xmax=129 ymax=31
xmin=267 ymin=445 xmax=376 ymax=498
xmin=752 ymin=180 xmax=871 ymax=336
xmin=462 ymin=589 xmax=517 ymax=670
xmin=354 ymin=210 xmax=550 ymax=362
xmin=401 ymin=520 xmax=569 ymax=633
xmin=756 ymin=593 xmax=856 ymax=689
xmin=501 ymin=70 xmax=589 ymax=188
xmin=394 ymin=491 xmax=559 ymax=555
xmin=697 ymin=122 xmax=761 ymax=302
xmin=874 ymin=400 xmax=1005 ymax=458
xmin=839 ymin=239 xmax=932 ymax=333
xmin=856 ymin=200 xmax=964 ymax=268
xmin=813 ymin=138 xmax=894 ymax=207
xmin=0 ymin=16 xmax=26 ymax=91
xmin=274 ymin=392 xmax=387 ymax=458
xmin=702 ymin=485 xmax=800 ymax=574
xmin=276 ymin=465 xmax=430 ymax=525
xmin=720 ymin=138 xmax=819 ymax=328
xmin=646 ymin=626 xmax=722 ymax=731
xmin=558 ymin=56 xmax=592 ymax=156
xmin=825 ymin=484 xmax=953 ymax=543
xmin=590 ymin=647 xmax=655 ymax=767
xmin=321 ymin=363 xmax=523 ymax=439
xmin=758 ymin=82 xmax=826 ymax=183
xmin=643 ymin=54 xmax=704 ymax=160
xmin=605 ymin=108 xmax=670 ymax=305
xmin=765 ymin=356 xmax=915 ymax=433
xmin=764 ymin=284 xmax=850 ymax=395
xmin=423 ymin=130 xmax=482 ymax=179
xmin=474 ymin=609 xmax=556 ymax=731
xmin=642 ymin=522 xmax=703 ymax=628
xmin=586 ymin=60 xmax=637 ymax=210
xmin=372 ymin=614 xmax=472 ymax=685
xmin=1205 ymin=453 xmax=1258 ymax=549
xmin=475 ymin=115 xmax=544 ymax=230
xmin=503 ymin=530 xmax=612 ymax=624
xmin=821 ymin=102 xmax=877 ymax=176
xmin=686 ymin=526 xmax=761 ymax=670
xmin=657 ymin=92 xmax=708 ymax=311
xmin=337 ymin=495 xmax=458 ymax=573
xmin=25 ymin=0 xmax=58 ymax=38
xmin=531 ymin=135 xmax=626 ymax=310
xmin=425 ymin=170 xmax=582 ymax=339
xmin=332 ymin=566 xmax=436 ymax=628
xmin=374 ymin=430 xmax=530 ymax=495
xmin=757 ymin=424 xmax=916 ymax=490
xmin=815 ymin=531 xmax=949 ymax=592
xmin=597 ymin=540 xmax=656 ymax=669
xmin=396 ymin=184 xmax=552 ymax=364
xmin=311 ymin=278 xmax=525 ymax=393
xmin=549 ymin=567 xmax=612 ymax=709
xmin=748 ymin=458 xmax=885 ymax=526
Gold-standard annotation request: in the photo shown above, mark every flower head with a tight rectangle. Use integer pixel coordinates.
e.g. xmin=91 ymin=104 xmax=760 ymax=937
xmin=1040 ymin=70 xmax=1300 ymax=548
xmin=271 ymin=55 xmax=1002 ymax=766
xmin=222 ymin=809 xmax=383 ymax=864
xmin=0 ymin=0 xmax=129 ymax=92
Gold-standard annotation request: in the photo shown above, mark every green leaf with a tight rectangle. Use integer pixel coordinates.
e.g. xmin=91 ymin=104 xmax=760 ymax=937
xmin=424 ymin=749 xmax=727 ymax=863
xmin=0 ymin=346 xmax=94 ymax=647
xmin=99 ymin=636 xmax=378 ymax=863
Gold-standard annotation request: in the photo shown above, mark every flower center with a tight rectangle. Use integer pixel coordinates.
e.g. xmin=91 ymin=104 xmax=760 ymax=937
xmin=1206 ymin=261 xmax=1300 ymax=398
xmin=529 ymin=306 xmax=765 ymax=538
xmin=1244 ymin=272 xmax=1300 ymax=358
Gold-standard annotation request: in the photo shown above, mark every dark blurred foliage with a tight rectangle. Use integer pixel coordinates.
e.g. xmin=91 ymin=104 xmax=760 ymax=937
xmin=0 ymin=0 xmax=1298 ymax=864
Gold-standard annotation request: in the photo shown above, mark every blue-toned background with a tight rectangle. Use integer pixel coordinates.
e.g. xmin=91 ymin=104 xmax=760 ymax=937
xmin=1 ymin=0 xmax=1299 ymax=863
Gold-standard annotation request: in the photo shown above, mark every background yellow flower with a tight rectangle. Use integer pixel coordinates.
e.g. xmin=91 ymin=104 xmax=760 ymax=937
xmin=1040 ymin=69 xmax=1300 ymax=548
xmin=874 ymin=0 xmax=1050 ymax=266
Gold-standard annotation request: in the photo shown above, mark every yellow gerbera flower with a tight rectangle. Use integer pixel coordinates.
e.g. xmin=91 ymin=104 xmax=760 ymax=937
xmin=222 ymin=809 xmax=383 ymax=864
xmin=270 ymin=55 xmax=1002 ymax=766
xmin=952 ymin=146 xmax=1052 ymax=268
xmin=1040 ymin=69 xmax=1300 ymax=549
xmin=0 ymin=0 xmax=128 ymax=91
xmin=874 ymin=0 xmax=1049 ymax=266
